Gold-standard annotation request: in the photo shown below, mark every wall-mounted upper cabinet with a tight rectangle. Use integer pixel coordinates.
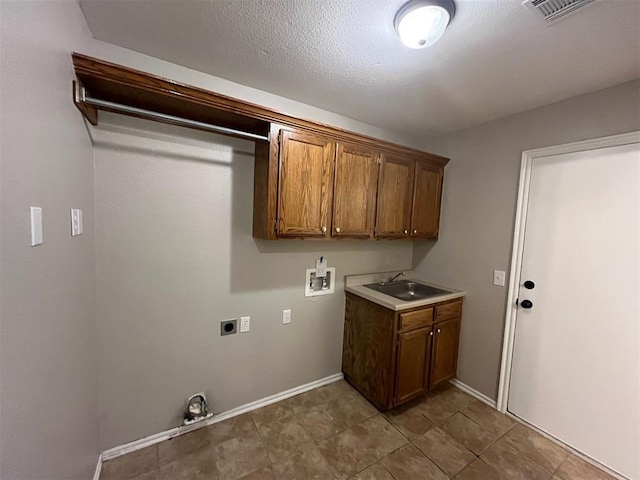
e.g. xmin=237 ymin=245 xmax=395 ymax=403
xmin=277 ymin=130 xmax=335 ymax=237
xmin=276 ymin=131 xmax=380 ymax=239
xmin=411 ymin=162 xmax=443 ymax=239
xmin=375 ymin=155 xmax=415 ymax=239
xmin=332 ymin=143 xmax=380 ymax=238
xmin=254 ymin=126 xmax=447 ymax=241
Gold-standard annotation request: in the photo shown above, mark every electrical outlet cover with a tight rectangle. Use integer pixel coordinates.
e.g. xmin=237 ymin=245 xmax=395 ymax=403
xmin=240 ymin=316 xmax=250 ymax=333
xmin=220 ymin=319 xmax=237 ymax=336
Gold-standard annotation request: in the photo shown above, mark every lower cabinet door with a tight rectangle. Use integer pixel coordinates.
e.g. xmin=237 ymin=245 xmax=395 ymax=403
xmin=430 ymin=318 xmax=461 ymax=389
xmin=395 ymin=327 xmax=432 ymax=405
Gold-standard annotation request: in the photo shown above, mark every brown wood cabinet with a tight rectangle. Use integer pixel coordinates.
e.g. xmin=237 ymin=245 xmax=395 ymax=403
xmin=395 ymin=326 xmax=433 ymax=404
xmin=276 ymin=130 xmax=335 ymax=237
xmin=342 ymin=293 xmax=463 ymax=410
xmin=376 ymin=156 xmax=444 ymax=240
xmin=411 ymin=162 xmax=443 ymax=239
xmin=332 ymin=143 xmax=379 ymax=237
xmin=430 ymin=317 xmax=461 ymax=388
xmin=375 ymin=155 xmax=415 ymax=238
xmin=257 ymin=127 xmax=447 ymax=240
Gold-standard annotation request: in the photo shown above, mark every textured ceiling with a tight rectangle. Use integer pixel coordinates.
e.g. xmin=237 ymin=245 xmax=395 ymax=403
xmin=79 ymin=0 xmax=640 ymax=138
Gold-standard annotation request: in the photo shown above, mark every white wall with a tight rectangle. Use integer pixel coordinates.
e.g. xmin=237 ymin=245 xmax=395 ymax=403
xmin=413 ymin=80 xmax=640 ymax=400
xmin=91 ymin=115 xmax=412 ymax=449
xmin=0 ymin=2 xmax=100 ymax=479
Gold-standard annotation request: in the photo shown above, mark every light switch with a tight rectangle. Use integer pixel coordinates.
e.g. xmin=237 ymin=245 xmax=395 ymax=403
xmin=493 ymin=270 xmax=506 ymax=287
xmin=30 ymin=207 xmax=43 ymax=246
xmin=71 ymin=209 xmax=83 ymax=236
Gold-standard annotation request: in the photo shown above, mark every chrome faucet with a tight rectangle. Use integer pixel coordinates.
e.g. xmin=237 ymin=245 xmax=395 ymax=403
xmin=389 ymin=271 xmax=406 ymax=283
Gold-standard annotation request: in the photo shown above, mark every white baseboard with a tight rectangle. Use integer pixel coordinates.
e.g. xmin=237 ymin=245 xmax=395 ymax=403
xmin=93 ymin=453 xmax=102 ymax=480
xmin=101 ymin=373 xmax=344 ymax=462
xmin=449 ymin=379 xmax=497 ymax=408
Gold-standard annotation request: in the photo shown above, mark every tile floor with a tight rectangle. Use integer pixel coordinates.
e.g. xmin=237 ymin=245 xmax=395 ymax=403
xmin=100 ymin=381 xmax=616 ymax=480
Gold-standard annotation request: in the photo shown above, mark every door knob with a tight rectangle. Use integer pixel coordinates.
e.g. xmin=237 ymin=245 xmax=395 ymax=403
xmin=524 ymin=280 xmax=535 ymax=289
xmin=335 ymin=227 xmax=341 ymax=233
xmin=520 ymin=300 xmax=533 ymax=309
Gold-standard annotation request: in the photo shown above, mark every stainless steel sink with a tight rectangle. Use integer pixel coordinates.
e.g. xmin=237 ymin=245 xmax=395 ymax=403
xmin=364 ymin=280 xmax=451 ymax=301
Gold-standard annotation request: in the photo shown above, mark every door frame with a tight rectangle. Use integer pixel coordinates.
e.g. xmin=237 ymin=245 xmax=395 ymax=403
xmin=496 ymin=130 xmax=640 ymax=413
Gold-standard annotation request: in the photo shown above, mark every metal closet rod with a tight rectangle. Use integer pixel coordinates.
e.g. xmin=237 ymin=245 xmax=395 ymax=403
xmin=79 ymin=87 xmax=270 ymax=142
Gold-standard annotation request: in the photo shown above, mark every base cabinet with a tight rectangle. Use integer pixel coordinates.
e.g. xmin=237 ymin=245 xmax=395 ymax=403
xmin=342 ymin=292 xmax=463 ymax=410
xmin=430 ymin=317 xmax=461 ymax=389
xmin=395 ymin=326 xmax=433 ymax=404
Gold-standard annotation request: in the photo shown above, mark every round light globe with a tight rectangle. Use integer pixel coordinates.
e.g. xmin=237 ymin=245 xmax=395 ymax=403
xmin=395 ymin=1 xmax=455 ymax=49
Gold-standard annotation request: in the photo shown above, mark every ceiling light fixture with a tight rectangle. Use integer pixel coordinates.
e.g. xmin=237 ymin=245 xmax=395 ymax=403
xmin=394 ymin=0 xmax=456 ymax=49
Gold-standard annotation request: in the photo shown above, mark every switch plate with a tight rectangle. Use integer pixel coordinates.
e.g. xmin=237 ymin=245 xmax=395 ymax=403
xmin=71 ymin=209 xmax=83 ymax=236
xmin=240 ymin=316 xmax=250 ymax=333
xmin=282 ymin=309 xmax=291 ymax=325
xmin=30 ymin=207 xmax=43 ymax=246
xmin=493 ymin=270 xmax=506 ymax=287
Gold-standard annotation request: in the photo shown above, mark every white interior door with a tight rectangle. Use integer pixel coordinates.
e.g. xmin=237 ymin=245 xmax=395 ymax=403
xmin=508 ymin=142 xmax=640 ymax=479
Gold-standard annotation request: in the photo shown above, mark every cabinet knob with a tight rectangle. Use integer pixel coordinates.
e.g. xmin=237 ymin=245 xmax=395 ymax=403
xmin=413 ymin=229 xmax=417 ymax=234
xmin=437 ymin=328 xmax=441 ymax=333
xmin=335 ymin=227 xmax=341 ymax=233
xmin=430 ymin=331 xmax=433 ymax=336
xmin=321 ymin=226 xmax=327 ymax=234
xmin=403 ymin=229 xmax=408 ymax=235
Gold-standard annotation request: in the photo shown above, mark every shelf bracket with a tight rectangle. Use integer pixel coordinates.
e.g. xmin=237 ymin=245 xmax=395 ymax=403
xmin=72 ymin=80 xmax=98 ymax=125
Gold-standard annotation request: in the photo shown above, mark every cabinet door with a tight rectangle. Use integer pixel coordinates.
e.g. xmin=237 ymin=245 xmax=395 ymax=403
xmin=411 ymin=162 xmax=443 ymax=239
xmin=395 ymin=326 xmax=432 ymax=405
xmin=277 ymin=130 xmax=335 ymax=237
xmin=430 ymin=317 xmax=461 ymax=389
xmin=375 ymin=155 xmax=414 ymax=238
xmin=332 ymin=143 xmax=379 ymax=237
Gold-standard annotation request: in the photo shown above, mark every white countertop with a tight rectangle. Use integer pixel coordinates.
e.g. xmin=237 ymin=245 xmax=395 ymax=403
xmin=345 ymin=270 xmax=466 ymax=311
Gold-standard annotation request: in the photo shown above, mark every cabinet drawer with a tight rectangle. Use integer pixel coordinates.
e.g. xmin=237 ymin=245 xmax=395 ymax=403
xmin=435 ymin=300 xmax=462 ymax=322
xmin=399 ymin=308 xmax=433 ymax=331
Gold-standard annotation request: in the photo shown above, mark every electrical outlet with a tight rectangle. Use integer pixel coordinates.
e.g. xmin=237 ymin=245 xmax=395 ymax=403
xmin=240 ymin=316 xmax=250 ymax=333
xmin=220 ymin=319 xmax=237 ymax=336
xmin=493 ymin=270 xmax=506 ymax=287
xmin=282 ymin=309 xmax=291 ymax=325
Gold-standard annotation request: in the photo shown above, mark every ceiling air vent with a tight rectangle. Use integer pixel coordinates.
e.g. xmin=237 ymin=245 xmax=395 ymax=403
xmin=523 ymin=0 xmax=595 ymax=24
